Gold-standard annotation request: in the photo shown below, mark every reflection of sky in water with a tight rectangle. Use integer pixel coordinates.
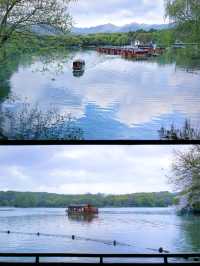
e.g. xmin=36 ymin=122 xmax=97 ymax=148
xmin=4 ymin=50 xmax=200 ymax=139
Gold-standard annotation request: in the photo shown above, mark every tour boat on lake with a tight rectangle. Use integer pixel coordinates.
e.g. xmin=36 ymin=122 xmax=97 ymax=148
xmin=73 ymin=59 xmax=85 ymax=71
xmin=66 ymin=204 xmax=98 ymax=215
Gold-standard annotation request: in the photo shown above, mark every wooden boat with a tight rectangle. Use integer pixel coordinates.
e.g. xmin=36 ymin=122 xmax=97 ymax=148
xmin=67 ymin=204 xmax=98 ymax=215
xmin=73 ymin=59 xmax=85 ymax=71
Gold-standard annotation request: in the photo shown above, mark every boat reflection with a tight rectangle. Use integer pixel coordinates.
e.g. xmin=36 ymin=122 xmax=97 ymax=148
xmin=72 ymin=59 xmax=85 ymax=78
xmin=67 ymin=213 xmax=98 ymax=223
xmin=73 ymin=69 xmax=85 ymax=77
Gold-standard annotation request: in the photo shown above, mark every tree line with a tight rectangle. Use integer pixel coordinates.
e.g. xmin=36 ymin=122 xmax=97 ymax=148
xmin=58 ymin=29 xmax=175 ymax=47
xmin=0 ymin=191 xmax=175 ymax=208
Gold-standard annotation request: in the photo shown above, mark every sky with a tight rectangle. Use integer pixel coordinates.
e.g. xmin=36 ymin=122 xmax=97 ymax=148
xmin=69 ymin=0 xmax=167 ymax=28
xmin=0 ymin=145 xmax=190 ymax=195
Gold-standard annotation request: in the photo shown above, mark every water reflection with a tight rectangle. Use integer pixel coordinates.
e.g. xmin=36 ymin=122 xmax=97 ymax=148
xmin=68 ymin=213 xmax=98 ymax=223
xmin=73 ymin=69 xmax=85 ymax=78
xmin=181 ymin=215 xmax=200 ymax=252
xmin=0 ymin=47 xmax=200 ymax=139
xmin=0 ymin=208 xmax=200 ymax=255
xmin=0 ymin=54 xmax=18 ymax=102
xmin=0 ymin=98 xmax=83 ymax=140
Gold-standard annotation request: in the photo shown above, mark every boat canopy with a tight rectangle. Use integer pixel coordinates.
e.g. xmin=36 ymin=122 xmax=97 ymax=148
xmin=68 ymin=204 xmax=90 ymax=209
xmin=73 ymin=59 xmax=85 ymax=64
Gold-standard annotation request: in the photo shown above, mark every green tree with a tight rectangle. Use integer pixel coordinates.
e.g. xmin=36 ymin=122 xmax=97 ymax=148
xmin=165 ymin=0 xmax=200 ymax=23
xmin=165 ymin=0 xmax=200 ymax=41
xmin=0 ymin=0 xmax=76 ymax=47
xmin=170 ymin=145 xmax=200 ymax=213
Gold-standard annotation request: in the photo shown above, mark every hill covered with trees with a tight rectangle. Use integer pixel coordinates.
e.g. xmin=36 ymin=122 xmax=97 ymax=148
xmin=0 ymin=191 xmax=175 ymax=208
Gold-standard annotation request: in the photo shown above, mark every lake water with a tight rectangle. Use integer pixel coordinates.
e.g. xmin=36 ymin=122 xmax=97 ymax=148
xmin=1 ymin=48 xmax=200 ymax=140
xmin=0 ymin=207 xmax=200 ymax=263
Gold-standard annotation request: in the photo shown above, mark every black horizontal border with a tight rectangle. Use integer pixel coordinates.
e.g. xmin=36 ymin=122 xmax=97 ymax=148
xmin=0 ymin=140 xmax=200 ymax=145
xmin=0 ymin=252 xmax=199 ymax=265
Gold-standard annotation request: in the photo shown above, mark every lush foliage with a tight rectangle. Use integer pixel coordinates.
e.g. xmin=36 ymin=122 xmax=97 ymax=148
xmin=170 ymin=145 xmax=200 ymax=213
xmin=57 ymin=29 xmax=175 ymax=47
xmin=165 ymin=0 xmax=200 ymax=42
xmin=165 ymin=0 xmax=200 ymax=24
xmin=0 ymin=0 xmax=75 ymax=47
xmin=0 ymin=191 xmax=175 ymax=208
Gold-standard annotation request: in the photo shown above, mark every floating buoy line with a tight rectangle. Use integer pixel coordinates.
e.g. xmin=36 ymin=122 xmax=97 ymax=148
xmin=0 ymin=230 xmax=129 ymax=247
xmin=0 ymin=230 xmax=169 ymax=253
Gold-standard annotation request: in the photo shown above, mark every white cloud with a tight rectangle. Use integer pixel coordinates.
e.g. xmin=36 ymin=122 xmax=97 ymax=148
xmin=69 ymin=0 xmax=166 ymax=27
xmin=0 ymin=146 xmax=190 ymax=194
xmin=8 ymin=53 xmax=200 ymax=139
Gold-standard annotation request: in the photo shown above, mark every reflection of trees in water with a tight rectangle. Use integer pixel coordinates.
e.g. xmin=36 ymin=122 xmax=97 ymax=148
xmin=0 ymin=97 xmax=83 ymax=140
xmin=0 ymin=42 xmax=72 ymax=103
xmin=180 ymin=216 xmax=200 ymax=252
xmin=0 ymin=49 xmax=21 ymax=102
xmin=0 ymin=45 xmax=82 ymax=140
xmin=159 ymin=119 xmax=200 ymax=140
xmin=157 ymin=46 xmax=200 ymax=73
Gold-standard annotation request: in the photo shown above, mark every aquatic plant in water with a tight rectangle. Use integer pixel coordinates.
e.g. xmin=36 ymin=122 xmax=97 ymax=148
xmin=0 ymin=96 xmax=84 ymax=140
xmin=159 ymin=119 xmax=200 ymax=140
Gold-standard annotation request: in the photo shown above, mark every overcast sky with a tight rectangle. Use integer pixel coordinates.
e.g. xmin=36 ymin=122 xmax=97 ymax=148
xmin=69 ymin=0 xmax=167 ymax=28
xmin=0 ymin=146 xmax=190 ymax=195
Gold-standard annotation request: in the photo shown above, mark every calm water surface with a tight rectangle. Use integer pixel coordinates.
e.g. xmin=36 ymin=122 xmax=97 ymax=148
xmin=1 ymin=49 xmax=200 ymax=139
xmin=0 ymin=207 xmax=200 ymax=262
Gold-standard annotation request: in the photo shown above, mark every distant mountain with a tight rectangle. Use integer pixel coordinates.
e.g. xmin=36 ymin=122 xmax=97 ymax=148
xmin=72 ymin=23 xmax=119 ymax=35
xmin=28 ymin=22 xmax=173 ymax=36
xmin=72 ymin=22 xmax=173 ymax=35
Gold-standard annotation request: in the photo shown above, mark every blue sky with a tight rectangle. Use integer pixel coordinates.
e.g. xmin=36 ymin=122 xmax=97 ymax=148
xmin=0 ymin=146 xmax=190 ymax=194
xmin=69 ymin=0 xmax=167 ymax=27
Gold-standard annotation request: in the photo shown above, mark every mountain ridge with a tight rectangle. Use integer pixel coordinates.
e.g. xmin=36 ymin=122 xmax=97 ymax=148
xmin=30 ymin=22 xmax=173 ymax=36
xmin=72 ymin=22 xmax=173 ymax=35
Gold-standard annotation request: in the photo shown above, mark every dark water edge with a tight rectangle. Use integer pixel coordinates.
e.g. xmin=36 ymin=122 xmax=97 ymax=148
xmin=178 ymin=209 xmax=200 ymax=216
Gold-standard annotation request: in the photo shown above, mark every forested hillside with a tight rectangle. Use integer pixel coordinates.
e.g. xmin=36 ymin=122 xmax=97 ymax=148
xmin=0 ymin=191 xmax=175 ymax=208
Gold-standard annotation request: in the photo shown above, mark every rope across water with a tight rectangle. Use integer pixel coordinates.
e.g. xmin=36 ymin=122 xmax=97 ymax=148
xmin=0 ymin=230 xmax=169 ymax=253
